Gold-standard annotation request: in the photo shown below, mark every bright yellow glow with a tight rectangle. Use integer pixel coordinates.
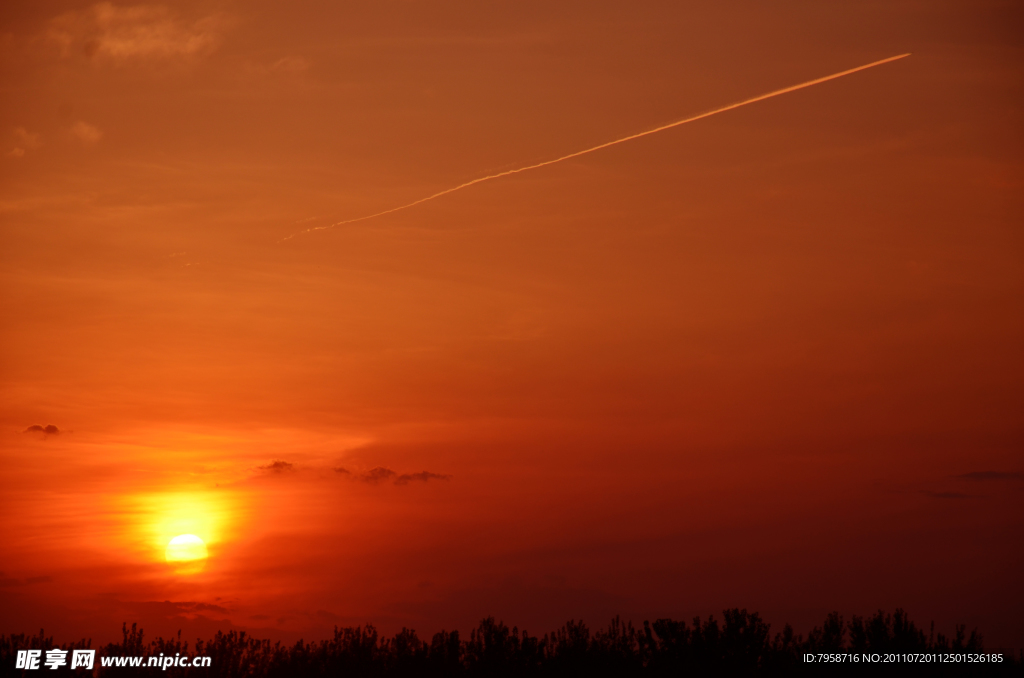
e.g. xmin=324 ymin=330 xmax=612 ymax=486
xmin=165 ymin=534 xmax=208 ymax=562
xmin=117 ymin=490 xmax=234 ymax=570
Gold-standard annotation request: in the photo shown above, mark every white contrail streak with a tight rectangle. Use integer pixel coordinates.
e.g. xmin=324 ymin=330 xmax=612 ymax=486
xmin=283 ymin=53 xmax=909 ymax=241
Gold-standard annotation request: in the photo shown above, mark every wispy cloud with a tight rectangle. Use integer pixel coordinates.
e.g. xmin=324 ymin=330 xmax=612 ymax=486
xmin=395 ymin=471 xmax=451 ymax=485
xmin=335 ymin=466 xmax=452 ymax=486
xmin=360 ymin=467 xmax=396 ymax=484
xmin=922 ymin=490 xmax=971 ymax=500
xmin=8 ymin=127 xmax=41 ymax=158
xmin=70 ymin=121 xmax=103 ymax=145
xmin=957 ymin=471 xmax=1023 ymax=482
xmin=50 ymin=3 xmax=226 ymax=61
xmin=271 ymin=56 xmax=310 ymax=73
xmin=259 ymin=460 xmax=295 ymax=474
xmin=23 ymin=424 xmax=60 ymax=435
xmin=122 ymin=599 xmax=231 ymax=618
xmin=0 ymin=573 xmax=53 ymax=587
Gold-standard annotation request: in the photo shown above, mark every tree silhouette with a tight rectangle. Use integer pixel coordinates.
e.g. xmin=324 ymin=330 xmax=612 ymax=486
xmin=2 ymin=608 xmax=1019 ymax=676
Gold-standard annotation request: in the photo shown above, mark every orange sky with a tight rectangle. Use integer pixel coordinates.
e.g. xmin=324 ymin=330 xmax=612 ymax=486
xmin=1 ymin=0 xmax=1022 ymax=648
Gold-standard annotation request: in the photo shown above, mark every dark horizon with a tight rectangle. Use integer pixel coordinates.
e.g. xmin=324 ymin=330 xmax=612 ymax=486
xmin=4 ymin=607 xmax=1019 ymax=676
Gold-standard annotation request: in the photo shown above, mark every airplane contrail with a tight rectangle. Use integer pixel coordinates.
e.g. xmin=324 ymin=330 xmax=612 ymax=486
xmin=283 ymin=53 xmax=909 ymax=241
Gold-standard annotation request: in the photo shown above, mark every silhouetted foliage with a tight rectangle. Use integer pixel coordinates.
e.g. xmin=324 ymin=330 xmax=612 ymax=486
xmin=2 ymin=609 xmax=1020 ymax=676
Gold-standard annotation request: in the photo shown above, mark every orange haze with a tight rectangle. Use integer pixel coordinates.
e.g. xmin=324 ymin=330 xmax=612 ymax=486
xmin=1 ymin=0 xmax=1022 ymax=648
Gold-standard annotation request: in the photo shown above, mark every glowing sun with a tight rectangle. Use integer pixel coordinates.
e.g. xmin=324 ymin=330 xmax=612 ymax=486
xmin=165 ymin=534 xmax=208 ymax=563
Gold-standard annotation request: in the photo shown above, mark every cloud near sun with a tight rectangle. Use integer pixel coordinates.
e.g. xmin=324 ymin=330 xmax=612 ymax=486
xmin=333 ymin=465 xmax=453 ymax=485
xmin=255 ymin=460 xmax=452 ymax=486
xmin=335 ymin=466 xmax=452 ymax=485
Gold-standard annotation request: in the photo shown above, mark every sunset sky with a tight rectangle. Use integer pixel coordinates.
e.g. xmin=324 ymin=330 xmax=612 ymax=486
xmin=1 ymin=0 xmax=1022 ymax=649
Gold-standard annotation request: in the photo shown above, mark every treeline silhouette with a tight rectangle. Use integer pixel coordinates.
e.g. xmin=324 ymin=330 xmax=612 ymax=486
xmin=2 ymin=609 xmax=1020 ymax=676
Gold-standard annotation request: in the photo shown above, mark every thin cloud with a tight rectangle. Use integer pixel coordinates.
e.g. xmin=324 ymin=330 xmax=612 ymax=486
xmin=0 ymin=574 xmax=53 ymax=587
xmin=395 ymin=471 xmax=452 ymax=485
xmin=957 ymin=471 xmax=1023 ymax=482
xmin=70 ymin=121 xmax=103 ymax=145
xmin=124 ymin=599 xmax=231 ymax=618
xmin=9 ymin=127 xmax=41 ymax=158
xmin=360 ymin=467 xmax=397 ymax=484
xmin=259 ymin=460 xmax=295 ymax=474
xmin=24 ymin=424 xmax=60 ymax=435
xmin=337 ymin=466 xmax=451 ymax=486
xmin=271 ymin=56 xmax=310 ymax=73
xmin=922 ymin=490 xmax=972 ymax=500
xmin=49 ymin=3 xmax=226 ymax=61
